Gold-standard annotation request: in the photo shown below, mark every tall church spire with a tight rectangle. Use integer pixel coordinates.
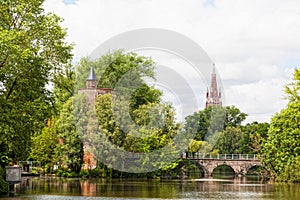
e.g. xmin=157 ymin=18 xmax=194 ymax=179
xmin=206 ymin=64 xmax=222 ymax=108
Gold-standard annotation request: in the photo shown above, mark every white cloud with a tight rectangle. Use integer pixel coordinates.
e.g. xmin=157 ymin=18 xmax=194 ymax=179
xmin=219 ymin=62 xmax=293 ymax=122
xmin=43 ymin=0 xmax=300 ymax=123
xmin=225 ymin=78 xmax=289 ymax=122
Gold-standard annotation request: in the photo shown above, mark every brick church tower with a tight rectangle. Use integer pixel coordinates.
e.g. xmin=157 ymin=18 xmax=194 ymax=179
xmin=78 ymin=67 xmax=112 ymax=103
xmin=78 ymin=67 xmax=112 ymax=169
xmin=206 ymin=64 xmax=222 ymax=108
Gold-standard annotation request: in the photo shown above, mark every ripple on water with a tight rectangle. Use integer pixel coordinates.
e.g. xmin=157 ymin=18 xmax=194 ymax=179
xmin=179 ymin=191 xmax=272 ymax=200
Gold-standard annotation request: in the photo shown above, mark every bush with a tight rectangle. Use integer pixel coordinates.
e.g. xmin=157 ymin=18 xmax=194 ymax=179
xmin=0 ymin=167 xmax=8 ymax=194
xmin=55 ymin=168 xmax=80 ymax=178
xmin=55 ymin=168 xmax=68 ymax=177
xmin=79 ymin=168 xmax=102 ymax=178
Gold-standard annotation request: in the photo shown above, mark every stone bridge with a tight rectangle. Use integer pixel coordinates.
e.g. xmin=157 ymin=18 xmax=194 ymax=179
xmin=185 ymin=154 xmax=263 ymax=176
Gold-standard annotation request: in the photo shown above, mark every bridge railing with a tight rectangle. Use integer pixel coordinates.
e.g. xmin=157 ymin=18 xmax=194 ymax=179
xmin=184 ymin=153 xmax=259 ymax=160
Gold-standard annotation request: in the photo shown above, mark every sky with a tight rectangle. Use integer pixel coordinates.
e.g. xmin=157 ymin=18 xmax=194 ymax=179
xmin=43 ymin=0 xmax=300 ymax=123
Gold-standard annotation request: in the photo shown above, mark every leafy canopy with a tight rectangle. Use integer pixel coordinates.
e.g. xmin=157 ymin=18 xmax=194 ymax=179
xmin=0 ymin=0 xmax=72 ymax=164
xmin=184 ymin=105 xmax=247 ymax=141
xmin=262 ymin=69 xmax=300 ymax=182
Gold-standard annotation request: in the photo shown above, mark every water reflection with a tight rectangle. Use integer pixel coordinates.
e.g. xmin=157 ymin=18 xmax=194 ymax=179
xmin=0 ymin=176 xmax=299 ymax=199
xmin=17 ymin=177 xmax=179 ymax=198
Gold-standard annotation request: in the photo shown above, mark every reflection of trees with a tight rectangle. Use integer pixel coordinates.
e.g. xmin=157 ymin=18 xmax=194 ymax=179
xmin=15 ymin=177 xmax=300 ymax=199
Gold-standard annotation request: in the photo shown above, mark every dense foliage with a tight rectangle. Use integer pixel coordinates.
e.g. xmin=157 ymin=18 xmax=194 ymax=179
xmin=0 ymin=0 xmax=72 ymax=193
xmin=240 ymin=122 xmax=269 ymax=154
xmin=55 ymin=97 xmax=84 ymax=174
xmin=262 ymin=69 xmax=300 ymax=182
xmin=214 ymin=126 xmax=243 ymax=154
xmin=0 ymin=0 xmax=72 ymax=166
xmin=184 ymin=105 xmax=271 ymax=157
xmin=184 ymin=106 xmax=247 ymax=141
xmin=0 ymin=167 xmax=8 ymax=194
xmin=29 ymin=118 xmax=58 ymax=173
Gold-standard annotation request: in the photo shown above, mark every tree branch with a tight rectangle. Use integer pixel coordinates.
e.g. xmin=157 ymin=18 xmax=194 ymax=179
xmin=5 ymin=79 xmax=17 ymax=100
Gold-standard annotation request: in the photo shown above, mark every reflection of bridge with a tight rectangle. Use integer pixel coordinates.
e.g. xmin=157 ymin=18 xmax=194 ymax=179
xmin=184 ymin=154 xmax=263 ymax=177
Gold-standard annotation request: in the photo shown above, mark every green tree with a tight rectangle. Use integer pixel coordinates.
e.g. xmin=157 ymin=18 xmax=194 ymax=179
xmin=262 ymin=69 xmax=300 ymax=182
xmin=184 ymin=107 xmax=211 ymax=141
xmin=214 ymin=126 xmax=243 ymax=154
xmin=28 ymin=64 xmax=75 ymax=173
xmin=94 ymin=93 xmax=180 ymax=151
xmin=223 ymin=106 xmax=247 ymax=127
xmin=188 ymin=140 xmax=212 ymax=153
xmin=53 ymin=64 xmax=75 ymax=113
xmin=75 ymin=50 xmax=155 ymax=91
xmin=92 ymin=93 xmax=181 ymax=174
xmin=240 ymin=122 xmax=269 ymax=154
xmin=184 ymin=106 xmax=247 ymax=141
xmin=54 ymin=97 xmax=84 ymax=174
xmin=0 ymin=0 xmax=72 ymax=164
xmin=29 ymin=119 xmax=58 ymax=172
xmin=29 ymin=118 xmax=58 ymax=173
xmin=285 ymin=69 xmax=300 ymax=102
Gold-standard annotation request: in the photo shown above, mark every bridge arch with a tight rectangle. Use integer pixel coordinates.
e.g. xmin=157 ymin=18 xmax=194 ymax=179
xmin=245 ymin=164 xmax=264 ymax=176
xmin=247 ymin=164 xmax=260 ymax=171
xmin=211 ymin=164 xmax=236 ymax=177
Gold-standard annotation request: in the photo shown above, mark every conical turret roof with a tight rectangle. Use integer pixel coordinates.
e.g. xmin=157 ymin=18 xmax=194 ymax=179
xmin=86 ymin=67 xmax=97 ymax=80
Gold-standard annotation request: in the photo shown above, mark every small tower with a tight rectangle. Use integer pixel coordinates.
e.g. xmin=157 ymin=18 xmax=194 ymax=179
xmin=86 ymin=67 xmax=98 ymax=89
xmin=78 ymin=67 xmax=112 ymax=103
xmin=77 ymin=67 xmax=112 ymax=170
xmin=206 ymin=64 xmax=222 ymax=108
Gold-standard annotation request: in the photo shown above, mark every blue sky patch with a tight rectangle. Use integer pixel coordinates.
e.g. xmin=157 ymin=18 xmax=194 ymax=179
xmin=63 ymin=0 xmax=77 ymax=5
xmin=203 ymin=0 xmax=215 ymax=7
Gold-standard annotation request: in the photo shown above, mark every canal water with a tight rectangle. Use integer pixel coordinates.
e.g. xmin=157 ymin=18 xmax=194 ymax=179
xmin=1 ymin=176 xmax=300 ymax=199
